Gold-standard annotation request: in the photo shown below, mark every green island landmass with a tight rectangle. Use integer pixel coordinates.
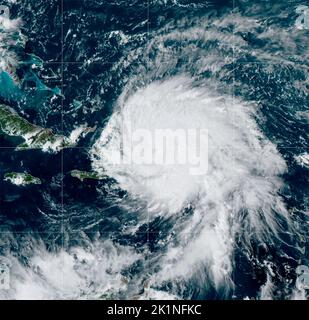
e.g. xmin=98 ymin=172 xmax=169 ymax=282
xmin=70 ymin=170 xmax=104 ymax=182
xmin=0 ymin=104 xmax=95 ymax=152
xmin=0 ymin=104 xmax=102 ymax=185
xmin=4 ymin=172 xmax=41 ymax=186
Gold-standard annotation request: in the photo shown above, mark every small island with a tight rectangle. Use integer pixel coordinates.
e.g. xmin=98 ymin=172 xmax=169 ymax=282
xmin=4 ymin=172 xmax=41 ymax=186
xmin=70 ymin=170 xmax=104 ymax=182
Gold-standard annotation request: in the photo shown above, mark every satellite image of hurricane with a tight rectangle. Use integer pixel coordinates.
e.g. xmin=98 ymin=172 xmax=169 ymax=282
xmin=0 ymin=0 xmax=308 ymax=300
